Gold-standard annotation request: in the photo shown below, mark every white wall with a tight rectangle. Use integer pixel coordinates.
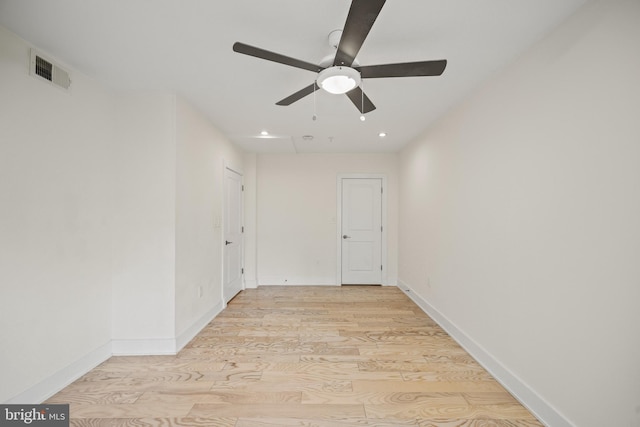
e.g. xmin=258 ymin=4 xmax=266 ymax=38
xmin=0 ymin=25 xmax=246 ymax=401
xmin=175 ymin=97 xmax=243 ymax=340
xmin=0 ymin=27 xmax=114 ymax=402
xmin=110 ymin=93 xmax=177 ymax=353
xmin=256 ymin=153 xmax=398 ymax=286
xmin=398 ymin=1 xmax=640 ymax=426
xmin=112 ymin=94 xmax=246 ymax=352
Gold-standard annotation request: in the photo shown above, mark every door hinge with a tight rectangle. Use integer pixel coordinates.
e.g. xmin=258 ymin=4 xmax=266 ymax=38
xmin=381 ymin=187 xmax=383 ymax=194
xmin=241 ymin=226 xmax=244 ymax=233
xmin=381 ymin=225 xmax=383 ymax=232
xmin=241 ymin=268 xmax=244 ymax=274
xmin=381 ymin=265 xmax=383 ymax=271
xmin=242 ymin=185 xmax=244 ymax=191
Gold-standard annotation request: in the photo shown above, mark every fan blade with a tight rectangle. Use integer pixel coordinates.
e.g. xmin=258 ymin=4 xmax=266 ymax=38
xmin=357 ymin=59 xmax=447 ymax=78
xmin=233 ymin=42 xmax=321 ymax=73
xmin=345 ymin=86 xmax=376 ymax=113
xmin=334 ymin=0 xmax=386 ymax=67
xmin=276 ymin=82 xmax=320 ymax=106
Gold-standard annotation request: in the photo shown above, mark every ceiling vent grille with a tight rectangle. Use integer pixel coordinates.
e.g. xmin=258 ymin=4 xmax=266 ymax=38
xmin=30 ymin=49 xmax=71 ymax=90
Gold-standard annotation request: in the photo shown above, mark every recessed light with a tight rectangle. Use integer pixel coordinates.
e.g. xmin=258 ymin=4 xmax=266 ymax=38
xmin=378 ymin=132 xmax=387 ymax=138
xmin=260 ymin=130 xmax=269 ymax=136
xmin=302 ymin=135 xmax=314 ymax=141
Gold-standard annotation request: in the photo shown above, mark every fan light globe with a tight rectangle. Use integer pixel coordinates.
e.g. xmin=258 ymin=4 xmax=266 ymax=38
xmin=317 ymin=66 xmax=361 ymax=94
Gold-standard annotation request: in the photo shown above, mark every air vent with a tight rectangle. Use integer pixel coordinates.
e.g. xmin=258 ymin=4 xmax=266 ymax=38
xmin=30 ymin=49 xmax=71 ymax=90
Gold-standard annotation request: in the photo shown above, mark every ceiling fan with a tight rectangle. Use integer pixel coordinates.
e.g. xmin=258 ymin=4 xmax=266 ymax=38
xmin=232 ymin=0 xmax=447 ymax=115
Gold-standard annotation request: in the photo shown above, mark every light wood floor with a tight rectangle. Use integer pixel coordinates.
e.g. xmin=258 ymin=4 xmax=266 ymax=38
xmin=47 ymin=286 xmax=542 ymax=426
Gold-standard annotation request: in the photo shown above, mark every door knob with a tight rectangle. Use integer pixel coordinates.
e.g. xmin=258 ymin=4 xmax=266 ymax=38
xmin=225 ymin=240 xmax=233 ymax=245
xmin=342 ymin=235 xmax=351 ymax=239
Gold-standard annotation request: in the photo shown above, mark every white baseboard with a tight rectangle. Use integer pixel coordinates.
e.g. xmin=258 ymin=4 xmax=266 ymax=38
xmin=256 ymin=276 xmax=397 ymax=287
xmin=5 ymin=300 xmax=228 ymax=404
xmin=175 ymin=300 xmax=224 ymax=351
xmin=397 ymin=279 xmax=573 ymax=427
xmin=5 ymin=341 xmax=112 ymax=404
xmin=244 ymin=278 xmax=258 ymax=289
xmin=382 ymin=276 xmax=397 ymax=286
xmin=111 ymin=338 xmax=177 ymax=356
xmin=112 ymin=300 xmax=225 ymax=355
xmin=257 ymin=276 xmax=337 ymax=286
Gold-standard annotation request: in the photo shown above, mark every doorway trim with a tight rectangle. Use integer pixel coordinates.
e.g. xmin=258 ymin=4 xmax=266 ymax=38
xmin=222 ymin=162 xmax=244 ymax=306
xmin=336 ymin=173 xmax=388 ymax=286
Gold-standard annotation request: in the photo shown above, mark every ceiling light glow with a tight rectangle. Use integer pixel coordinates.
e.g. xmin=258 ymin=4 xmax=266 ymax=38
xmin=378 ymin=132 xmax=387 ymax=138
xmin=317 ymin=66 xmax=361 ymax=95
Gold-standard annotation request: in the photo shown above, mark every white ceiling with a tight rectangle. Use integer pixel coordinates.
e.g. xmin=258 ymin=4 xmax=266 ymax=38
xmin=0 ymin=0 xmax=587 ymax=153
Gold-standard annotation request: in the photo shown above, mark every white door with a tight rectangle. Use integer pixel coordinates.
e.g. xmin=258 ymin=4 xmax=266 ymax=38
xmin=341 ymin=178 xmax=382 ymax=284
xmin=223 ymin=167 xmax=243 ymax=303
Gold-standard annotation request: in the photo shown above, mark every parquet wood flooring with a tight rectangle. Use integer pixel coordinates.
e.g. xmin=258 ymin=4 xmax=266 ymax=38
xmin=46 ymin=286 xmax=542 ymax=426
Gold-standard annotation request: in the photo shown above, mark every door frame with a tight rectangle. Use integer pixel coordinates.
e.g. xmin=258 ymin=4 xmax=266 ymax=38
xmin=336 ymin=174 xmax=388 ymax=286
xmin=222 ymin=163 xmax=244 ymax=305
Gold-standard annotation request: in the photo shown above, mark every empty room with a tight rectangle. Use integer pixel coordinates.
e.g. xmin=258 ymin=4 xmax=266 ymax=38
xmin=1 ymin=1 xmax=639 ymax=426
